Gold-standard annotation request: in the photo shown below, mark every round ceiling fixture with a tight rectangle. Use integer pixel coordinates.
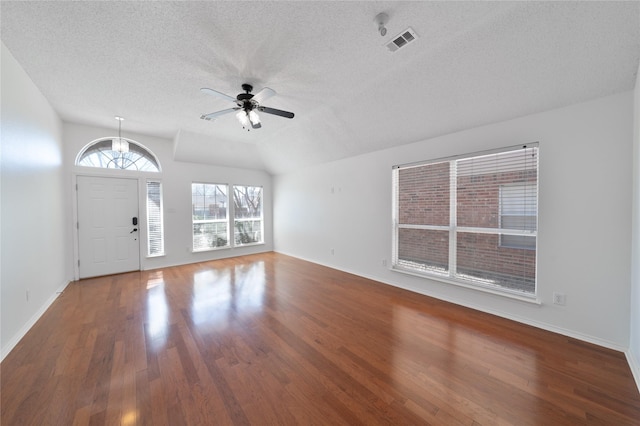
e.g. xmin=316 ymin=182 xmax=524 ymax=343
xmin=374 ymin=13 xmax=389 ymax=37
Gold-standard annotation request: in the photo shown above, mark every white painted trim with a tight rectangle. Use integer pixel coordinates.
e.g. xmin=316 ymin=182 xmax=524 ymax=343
xmin=627 ymin=349 xmax=640 ymax=394
xmin=274 ymin=250 xmax=627 ymax=352
xmin=72 ymin=174 xmax=80 ymax=280
xmin=1 ymin=280 xmax=71 ymax=361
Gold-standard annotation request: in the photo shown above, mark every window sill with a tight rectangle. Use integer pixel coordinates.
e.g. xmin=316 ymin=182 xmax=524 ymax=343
xmin=391 ymin=266 xmax=541 ymax=305
xmin=498 ymin=243 xmax=536 ymax=251
xmin=146 ymin=254 xmax=165 ymax=259
xmin=192 ymin=246 xmax=231 ymax=253
xmin=191 ymin=242 xmax=265 ymax=253
xmin=234 ymin=242 xmax=265 ymax=248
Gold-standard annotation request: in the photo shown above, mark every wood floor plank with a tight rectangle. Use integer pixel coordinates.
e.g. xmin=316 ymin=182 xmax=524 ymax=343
xmin=2 ymin=252 xmax=639 ymax=425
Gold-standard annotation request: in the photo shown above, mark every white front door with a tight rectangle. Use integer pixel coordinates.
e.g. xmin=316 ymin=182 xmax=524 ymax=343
xmin=77 ymin=176 xmax=140 ymax=278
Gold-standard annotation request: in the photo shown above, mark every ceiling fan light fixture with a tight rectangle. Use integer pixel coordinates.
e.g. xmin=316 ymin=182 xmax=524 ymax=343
xmin=248 ymin=110 xmax=260 ymax=125
xmin=236 ymin=110 xmax=250 ymax=127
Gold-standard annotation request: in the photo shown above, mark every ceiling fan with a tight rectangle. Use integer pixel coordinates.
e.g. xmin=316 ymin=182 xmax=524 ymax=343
xmin=200 ymin=83 xmax=295 ymax=130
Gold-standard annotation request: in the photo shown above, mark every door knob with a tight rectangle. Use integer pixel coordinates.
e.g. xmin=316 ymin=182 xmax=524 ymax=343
xmin=130 ymin=228 xmax=138 ymax=233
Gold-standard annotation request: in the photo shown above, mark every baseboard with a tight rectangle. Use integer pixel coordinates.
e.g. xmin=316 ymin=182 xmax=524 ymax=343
xmin=1 ymin=279 xmax=71 ymax=362
xmin=627 ymin=348 xmax=640 ymax=394
xmin=274 ymin=250 xmax=627 ymax=353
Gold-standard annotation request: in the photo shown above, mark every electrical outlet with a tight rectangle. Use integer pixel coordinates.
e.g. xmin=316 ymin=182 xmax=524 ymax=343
xmin=382 ymin=259 xmax=387 ymax=267
xmin=330 ymin=248 xmax=335 ymax=255
xmin=553 ymin=292 xmax=566 ymax=306
xmin=26 ymin=290 xmax=30 ymax=302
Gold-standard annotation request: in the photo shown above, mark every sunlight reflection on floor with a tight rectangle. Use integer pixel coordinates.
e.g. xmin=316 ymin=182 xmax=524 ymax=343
xmin=190 ymin=261 xmax=266 ymax=327
xmin=145 ymin=270 xmax=168 ymax=350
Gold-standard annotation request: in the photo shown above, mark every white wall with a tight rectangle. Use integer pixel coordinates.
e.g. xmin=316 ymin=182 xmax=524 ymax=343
xmin=1 ymin=43 xmax=71 ymax=358
xmin=63 ymin=122 xmax=273 ymax=275
xmin=629 ymin=62 xmax=640 ymax=386
xmin=274 ymin=91 xmax=634 ymax=350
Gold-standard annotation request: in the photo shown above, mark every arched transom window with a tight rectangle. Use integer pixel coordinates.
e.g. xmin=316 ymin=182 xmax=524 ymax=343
xmin=76 ymin=137 xmax=161 ymax=172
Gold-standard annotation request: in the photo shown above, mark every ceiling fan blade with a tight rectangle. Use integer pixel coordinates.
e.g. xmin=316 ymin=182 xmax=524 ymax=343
xmin=252 ymin=87 xmax=276 ymax=104
xmin=200 ymin=88 xmax=237 ymax=103
xmin=257 ymin=106 xmax=295 ymax=119
xmin=200 ymin=108 xmax=238 ymax=121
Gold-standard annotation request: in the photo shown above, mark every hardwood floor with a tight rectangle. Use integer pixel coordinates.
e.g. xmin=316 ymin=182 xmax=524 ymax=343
xmin=2 ymin=252 xmax=639 ymax=425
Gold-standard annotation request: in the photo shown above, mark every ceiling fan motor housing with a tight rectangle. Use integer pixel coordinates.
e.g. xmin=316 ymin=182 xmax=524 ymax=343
xmin=242 ymin=101 xmax=256 ymax=111
xmin=236 ymin=85 xmax=256 ymax=110
xmin=237 ymin=93 xmax=253 ymax=101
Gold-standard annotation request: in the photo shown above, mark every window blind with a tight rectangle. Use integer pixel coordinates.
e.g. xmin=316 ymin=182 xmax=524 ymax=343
xmin=393 ymin=144 xmax=539 ymax=296
xmin=146 ymin=181 xmax=164 ymax=256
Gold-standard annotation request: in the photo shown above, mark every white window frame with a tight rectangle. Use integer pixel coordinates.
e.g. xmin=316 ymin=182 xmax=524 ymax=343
xmin=232 ymin=185 xmax=264 ymax=246
xmin=392 ymin=144 xmax=539 ymax=302
xmin=75 ymin=137 xmax=161 ymax=172
xmin=191 ymin=182 xmax=230 ymax=252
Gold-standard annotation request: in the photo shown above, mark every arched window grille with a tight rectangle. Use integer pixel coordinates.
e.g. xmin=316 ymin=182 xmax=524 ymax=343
xmin=76 ymin=137 xmax=161 ymax=172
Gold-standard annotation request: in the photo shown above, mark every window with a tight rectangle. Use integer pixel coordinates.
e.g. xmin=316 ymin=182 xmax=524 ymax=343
xmin=192 ymin=183 xmax=229 ymax=251
xmin=392 ymin=144 xmax=538 ymax=297
xmin=146 ymin=181 xmax=164 ymax=256
xmin=233 ymin=185 xmax=263 ymax=245
xmin=76 ymin=138 xmax=160 ymax=172
xmin=191 ymin=183 xmax=264 ymax=252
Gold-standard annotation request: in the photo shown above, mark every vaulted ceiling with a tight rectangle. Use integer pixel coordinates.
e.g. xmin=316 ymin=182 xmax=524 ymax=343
xmin=2 ymin=1 xmax=639 ymax=174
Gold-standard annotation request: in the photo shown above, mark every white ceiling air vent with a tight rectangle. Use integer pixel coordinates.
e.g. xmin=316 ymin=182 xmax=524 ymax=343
xmin=386 ymin=27 xmax=418 ymax=52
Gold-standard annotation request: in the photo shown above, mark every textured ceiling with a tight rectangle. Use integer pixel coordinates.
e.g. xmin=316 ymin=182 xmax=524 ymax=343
xmin=2 ymin=1 xmax=639 ymax=174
